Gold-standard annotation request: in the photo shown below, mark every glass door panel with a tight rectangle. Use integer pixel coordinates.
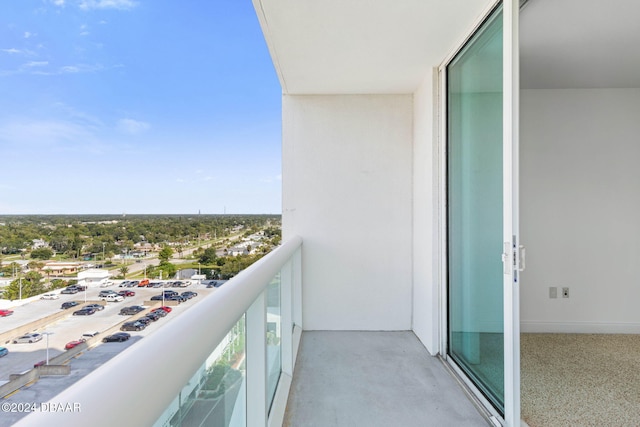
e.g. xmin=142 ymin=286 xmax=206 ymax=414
xmin=447 ymin=5 xmax=505 ymax=412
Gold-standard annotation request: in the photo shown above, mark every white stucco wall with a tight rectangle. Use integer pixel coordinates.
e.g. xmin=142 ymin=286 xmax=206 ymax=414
xmin=412 ymin=69 xmax=440 ymax=354
xmin=282 ymin=94 xmax=413 ymax=331
xmin=521 ymin=88 xmax=640 ymax=333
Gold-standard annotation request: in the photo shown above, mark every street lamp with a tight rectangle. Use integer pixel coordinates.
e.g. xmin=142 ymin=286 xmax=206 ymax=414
xmin=42 ymin=332 xmax=54 ymax=365
xmin=102 ymin=242 xmax=106 ymax=267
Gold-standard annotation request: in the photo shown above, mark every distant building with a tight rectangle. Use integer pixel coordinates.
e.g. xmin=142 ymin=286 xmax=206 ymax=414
xmin=32 ymin=239 xmax=48 ymax=249
xmin=77 ymin=269 xmax=111 ymax=287
xmin=42 ymin=262 xmax=81 ymax=277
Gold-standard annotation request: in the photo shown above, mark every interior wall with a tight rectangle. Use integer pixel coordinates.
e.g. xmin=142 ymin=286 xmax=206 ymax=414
xmin=282 ymin=94 xmax=413 ymax=331
xmin=521 ymin=88 xmax=640 ymax=333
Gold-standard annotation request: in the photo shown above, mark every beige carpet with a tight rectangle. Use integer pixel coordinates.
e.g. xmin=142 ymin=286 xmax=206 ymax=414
xmin=521 ymin=333 xmax=640 ymax=427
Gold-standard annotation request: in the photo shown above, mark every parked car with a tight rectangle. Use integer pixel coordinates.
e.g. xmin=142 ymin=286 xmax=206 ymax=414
xmin=82 ymin=331 xmax=100 ymax=338
xmin=149 ymin=281 xmax=163 ymax=288
xmin=13 ymin=333 xmax=43 ymax=344
xmin=128 ymin=281 xmax=140 ymax=287
xmin=61 ymin=301 xmax=80 ymax=309
xmin=101 ymin=294 xmax=124 ymax=302
xmin=144 ymin=311 xmax=161 ymax=321
xmin=181 ymin=291 xmax=198 ymax=299
xmin=120 ymin=321 xmax=145 ymax=332
xmin=102 ymin=332 xmax=131 ymax=342
xmin=60 ymin=286 xmax=79 ymax=294
xmin=73 ymin=307 xmax=96 ymax=316
xmin=65 ymin=339 xmax=86 ymax=350
xmin=84 ymin=304 xmax=105 ymax=311
xmin=0 ymin=309 xmax=14 ymax=317
xmin=138 ymin=279 xmax=150 ymax=287
xmin=119 ymin=305 xmax=145 ymax=315
xmin=150 ymin=295 xmax=165 ymax=301
xmin=135 ymin=316 xmax=152 ymax=326
xmin=163 ymin=290 xmax=178 ymax=297
xmin=118 ymin=290 xmax=135 ymax=297
xmin=119 ymin=281 xmax=131 ymax=287
xmin=100 ymin=280 xmax=114 ymax=287
xmin=99 ymin=290 xmax=117 ymax=298
xmin=0 ymin=347 xmax=8 ymax=357
xmin=156 ymin=306 xmax=172 ymax=313
xmin=34 ymin=360 xmax=46 ymax=367
xmin=40 ymin=293 xmax=59 ymax=300
xmin=151 ymin=307 xmax=169 ymax=316
xmin=167 ymin=295 xmax=186 ymax=303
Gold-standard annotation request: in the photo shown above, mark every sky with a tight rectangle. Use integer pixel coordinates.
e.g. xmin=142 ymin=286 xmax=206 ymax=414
xmin=0 ymin=0 xmax=282 ymax=215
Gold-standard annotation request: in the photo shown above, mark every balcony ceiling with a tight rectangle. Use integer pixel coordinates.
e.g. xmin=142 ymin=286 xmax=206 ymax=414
xmin=253 ymin=0 xmax=493 ymax=94
xmin=521 ymin=0 xmax=640 ymax=89
xmin=255 ymin=0 xmax=640 ymax=94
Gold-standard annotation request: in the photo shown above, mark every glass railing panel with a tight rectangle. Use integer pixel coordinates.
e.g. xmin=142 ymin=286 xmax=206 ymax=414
xmin=154 ymin=315 xmax=247 ymax=427
xmin=266 ymin=271 xmax=282 ymax=411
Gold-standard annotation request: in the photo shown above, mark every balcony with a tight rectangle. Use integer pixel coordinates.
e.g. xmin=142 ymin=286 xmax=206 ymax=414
xmin=15 ymin=236 xmax=489 ymax=427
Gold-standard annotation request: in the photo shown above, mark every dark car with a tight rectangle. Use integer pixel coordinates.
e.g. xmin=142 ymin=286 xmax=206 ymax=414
xmin=119 ymin=306 xmax=145 ymax=315
xmin=150 ymin=295 xmax=165 ymax=301
xmin=128 ymin=281 xmax=139 ymax=287
xmin=60 ymin=286 xmax=79 ymax=294
xmin=73 ymin=307 xmax=96 ymax=316
xmin=120 ymin=321 xmax=145 ymax=332
xmin=144 ymin=311 xmax=161 ymax=321
xmin=119 ymin=281 xmax=131 ymax=288
xmin=136 ymin=316 xmax=152 ymax=326
xmin=181 ymin=291 xmax=198 ymax=299
xmin=167 ymin=295 xmax=186 ymax=303
xmin=150 ymin=307 xmax=168 ymax=316
xmin=61 ymin=301 xmax=80 ymax=309
xmin=84 ymin=304 xmax=105 ymax=311
xmin=102 ymin=332 xmax=131 ymax=342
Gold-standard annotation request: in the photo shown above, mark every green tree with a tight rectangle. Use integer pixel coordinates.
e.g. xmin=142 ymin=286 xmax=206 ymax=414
xmin=199 ymin=247 xmax=218 ymax=265
xmin=158 ymin=246 xmax=174 ymax=263
xmin=27 ymin=260 xmax=45 ymax=271
xmin=158 ymin=262 xmax=177 ymax=279
xmin=30 ymin=247 xmax=53 ymax=260
xmin=4 ymin=271 xmax=45 ymax=299
xmin=119 ymin=265 xmax=129 ymax=279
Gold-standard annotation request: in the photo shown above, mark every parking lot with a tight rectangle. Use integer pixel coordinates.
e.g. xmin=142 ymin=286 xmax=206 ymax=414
xmin=0 ymin=280 xmax=219 ymax=383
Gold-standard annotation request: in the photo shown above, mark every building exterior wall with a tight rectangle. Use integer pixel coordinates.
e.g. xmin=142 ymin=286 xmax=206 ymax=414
xmin=412 ymin=69 xmax=440 ymax=354
xmin=521 ymin=88 xmax=640 ymax=333
xmin=282 ymin=94 xmax=413 ymax=331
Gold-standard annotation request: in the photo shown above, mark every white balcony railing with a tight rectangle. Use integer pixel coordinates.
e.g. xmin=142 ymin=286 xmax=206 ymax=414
xmin=16 ymin=236 xmax=303 ymax=427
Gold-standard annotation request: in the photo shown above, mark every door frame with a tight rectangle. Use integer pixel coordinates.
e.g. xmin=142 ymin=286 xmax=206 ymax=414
xmin=436 ymin=0 xmax=520 ymax=425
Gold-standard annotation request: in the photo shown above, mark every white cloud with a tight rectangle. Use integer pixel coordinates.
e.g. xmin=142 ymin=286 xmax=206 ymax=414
xmin=24 ymin=61 xmax=48 ymax=68
xmin=117 ymin=118 xmax=150 ymax=135
xmin=24 ymin=32 xmax=33 ymax=39
xmin=1 ymin=48 xmax=21 ymax=54
xmin=58 ymin=64 xmax=102 ymax=74
xmin=79 ymin=0 xmax=138 ymax=10
xmin=0 ymin=118 xmax=104 ymax=154
xmin=51 ymin=0 xmax=66 ymax=6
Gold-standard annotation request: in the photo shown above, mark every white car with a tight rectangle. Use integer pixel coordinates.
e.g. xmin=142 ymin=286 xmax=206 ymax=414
xmin=13 ymin=333 xmax=43 ymax=344
xmin=40 ymin=293 xmax=59 ymax=300
xmin=101 ymin=294 xmax=124 ymax=302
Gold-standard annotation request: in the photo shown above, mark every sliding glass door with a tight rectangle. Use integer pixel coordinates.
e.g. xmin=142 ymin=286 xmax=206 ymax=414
xmin=445 ymin=1 xmax=520 ymax=425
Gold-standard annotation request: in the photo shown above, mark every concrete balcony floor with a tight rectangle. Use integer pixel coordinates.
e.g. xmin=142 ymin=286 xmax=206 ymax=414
xmin=284 ymin=331 xmax=490 ymax=427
